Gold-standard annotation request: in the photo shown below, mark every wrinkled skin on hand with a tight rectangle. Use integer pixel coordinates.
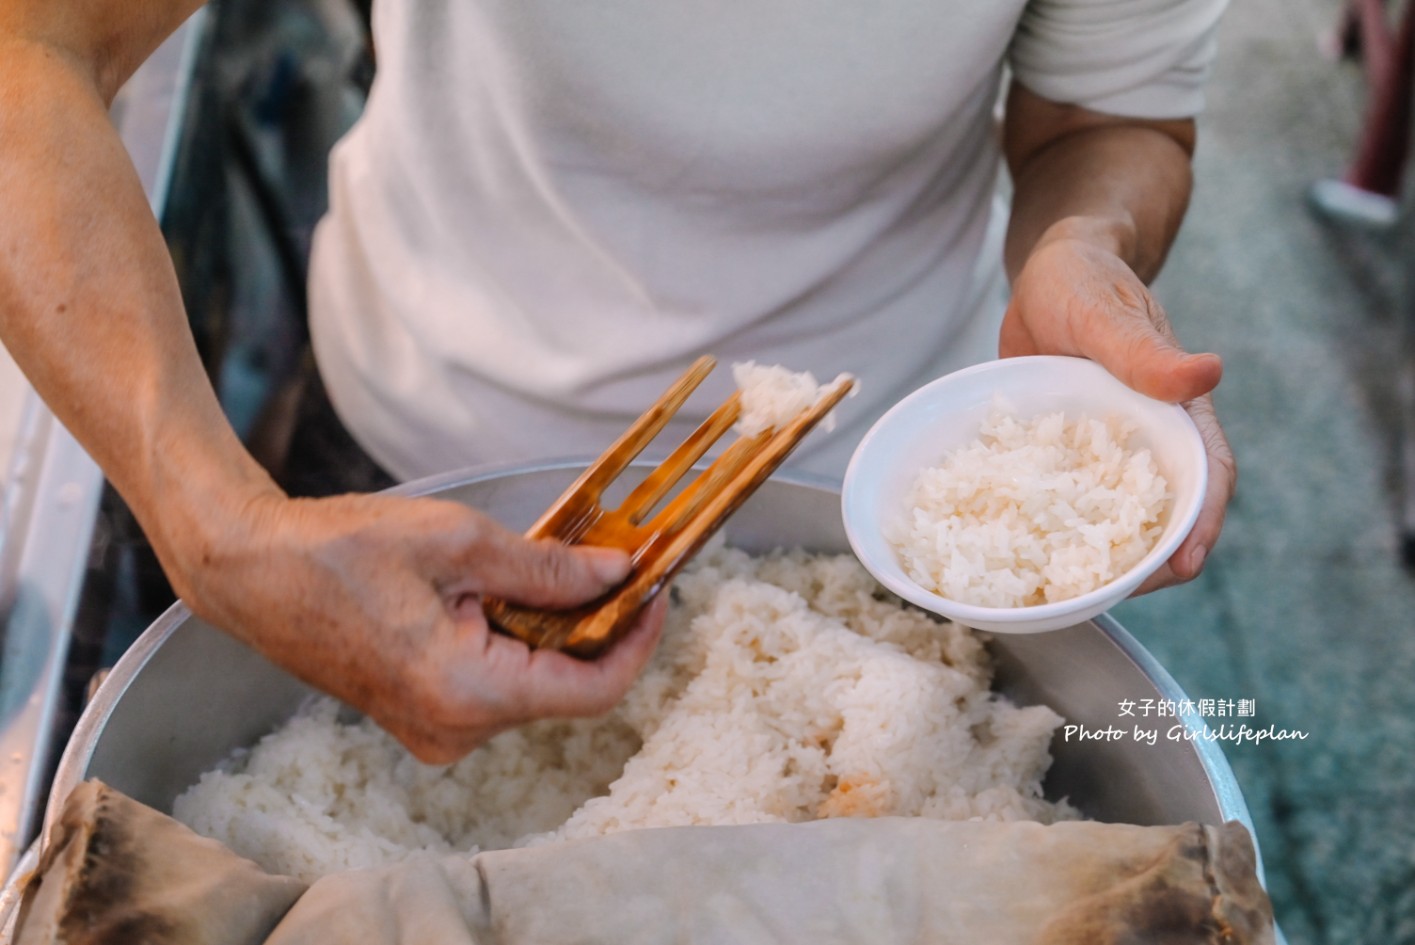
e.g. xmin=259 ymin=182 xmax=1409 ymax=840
xmin=1000 ymin=236 xmax=1237 ymax=594
xmin=169 ymin=492 xmax=666 ymax=764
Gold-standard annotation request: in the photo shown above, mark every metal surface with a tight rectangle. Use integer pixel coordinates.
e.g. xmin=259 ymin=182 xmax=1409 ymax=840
xmin=107 ymin=9 xmax=207 ymax=220
xmin=34 ymin=462 xmax=1256 ymax=834
xmin=0 ymin=11 xmax=205 ymax=879
xmin=0 ymin=403 xmax=103 ymax=879
xmin=0 ymin=841 xmax=34 ymax=942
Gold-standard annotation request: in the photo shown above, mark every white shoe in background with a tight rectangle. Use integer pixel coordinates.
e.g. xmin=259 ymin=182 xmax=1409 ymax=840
xmin=1308 ymin=178 xmax=1402 ymax=230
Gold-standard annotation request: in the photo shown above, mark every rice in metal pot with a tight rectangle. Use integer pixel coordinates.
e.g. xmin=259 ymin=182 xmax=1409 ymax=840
xmin=173 ymin=548 xmax=1075 ymax=883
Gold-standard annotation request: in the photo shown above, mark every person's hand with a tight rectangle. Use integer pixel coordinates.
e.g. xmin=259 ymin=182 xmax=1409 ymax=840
xmin=1000 ymin=229 xmax=1236 ymax=593
xmin=163 ymin=491 xmax=666 ymax=763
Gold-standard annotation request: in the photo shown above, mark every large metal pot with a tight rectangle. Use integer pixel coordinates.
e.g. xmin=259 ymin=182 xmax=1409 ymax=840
xmin=0 ymin=461 xmax=1262 ymax=932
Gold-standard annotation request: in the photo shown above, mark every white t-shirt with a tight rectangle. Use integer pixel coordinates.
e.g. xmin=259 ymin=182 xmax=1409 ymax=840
xmin=308 ymin=0 xmax=1226 ymax=481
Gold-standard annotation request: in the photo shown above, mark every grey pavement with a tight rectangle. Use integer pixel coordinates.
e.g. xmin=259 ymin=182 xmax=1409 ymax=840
xmin=1110 ymin=0 xmax=1415 ymax=941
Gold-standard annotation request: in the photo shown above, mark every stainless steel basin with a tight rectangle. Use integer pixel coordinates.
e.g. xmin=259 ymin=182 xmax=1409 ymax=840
xmin=0 ymin=461 xmax=1263 ymax=934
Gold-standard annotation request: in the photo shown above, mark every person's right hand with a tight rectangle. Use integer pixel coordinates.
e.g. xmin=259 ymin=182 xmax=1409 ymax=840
xmin=0 ymin=0 xmax=660 ymax=767
xmin=163 ymin=491 xmax=666 ymax=764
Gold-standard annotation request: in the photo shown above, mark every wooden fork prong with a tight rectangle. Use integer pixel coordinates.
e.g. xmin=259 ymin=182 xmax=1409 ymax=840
xmin=520 ymin=355 xmax=717 ymax=540
xmin=645 ymin=432 xmax=763 ymax=536
xmin=641 ymin=375 xmax=856 ymax=539
xmin=774 ymin=375 xmax=856 ymax=442
xmin=649 ymin=374 xmax=858 ymax=542
xmin=619 ymin=392 xmax=742 ymax=524
xmin=557 ymin=387 xmax=848 ymax=655
xmin=492 ymin=372 xmax=857 ymax=659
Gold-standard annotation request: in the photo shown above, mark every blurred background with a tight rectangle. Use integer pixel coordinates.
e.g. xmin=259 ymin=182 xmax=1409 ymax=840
xmin=2 ymin=0 xmax=1413 ymax=941
xmin=1113 ymin=0 xmax=1415 ymax=941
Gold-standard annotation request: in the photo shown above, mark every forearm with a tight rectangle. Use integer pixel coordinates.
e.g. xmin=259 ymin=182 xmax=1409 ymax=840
xmin=0 ymin=32 xmax=280 ymax=591
xmin=995 ymin=82 xmax=1230 ymax=586
xmin=1002 ymin=83 xmax=1196 ymax=284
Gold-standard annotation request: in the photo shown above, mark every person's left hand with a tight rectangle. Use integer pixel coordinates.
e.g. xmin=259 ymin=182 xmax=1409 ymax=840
xmin=1000 ymin=231 xmax=1236 ymax=594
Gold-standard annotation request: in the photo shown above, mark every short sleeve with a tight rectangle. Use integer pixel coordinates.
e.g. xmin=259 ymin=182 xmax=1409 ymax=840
xmin=1008 ymin=0 xmax=1229 ymax=119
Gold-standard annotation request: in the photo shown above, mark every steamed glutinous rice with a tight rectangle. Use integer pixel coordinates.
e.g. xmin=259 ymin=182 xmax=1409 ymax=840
xmin=173 ymin=548 xmax=1075 ymax=882
xmin=888 ymin=404 xmax=1171 ymax=609
xmin=732 ymin=361 xmax=853 ymax=436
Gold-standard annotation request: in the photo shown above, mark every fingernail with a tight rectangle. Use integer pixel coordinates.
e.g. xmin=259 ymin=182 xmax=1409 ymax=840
xmin=1189 ymin=352 xmax=1224 ymax=377
xmin=1188 ymin=546 xmax=1207 ymax=575
xmin=580 ymin=546 xmax=631 ymax=583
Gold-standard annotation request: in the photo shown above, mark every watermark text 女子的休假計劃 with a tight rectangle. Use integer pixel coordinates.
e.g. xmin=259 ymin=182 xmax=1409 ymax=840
xmin=1060 ymin=698 xmax=1309 ymax=747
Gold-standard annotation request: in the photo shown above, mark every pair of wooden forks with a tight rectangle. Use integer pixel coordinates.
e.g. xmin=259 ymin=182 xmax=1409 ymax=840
xmin=484 ymin=356 xmax=855 ymax=657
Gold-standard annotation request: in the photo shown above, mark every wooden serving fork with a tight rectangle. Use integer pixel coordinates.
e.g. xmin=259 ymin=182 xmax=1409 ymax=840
xmin=484 ymin=356 xmax=856 ymax=658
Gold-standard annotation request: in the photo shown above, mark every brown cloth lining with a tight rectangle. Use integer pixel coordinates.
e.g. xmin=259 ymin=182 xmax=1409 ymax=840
xmin=13 ymin=781 xmax=1274 ymax=945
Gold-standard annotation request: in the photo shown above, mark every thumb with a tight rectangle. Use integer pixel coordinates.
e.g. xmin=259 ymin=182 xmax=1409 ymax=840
xmin=446 ymin=515 xmax=632 ymax=608
xmin=1080 ymin=299 xmax=1223 ymax=404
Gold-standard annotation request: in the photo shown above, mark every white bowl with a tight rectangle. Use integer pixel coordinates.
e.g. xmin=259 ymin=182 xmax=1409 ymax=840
xmin=842 ymin=356 xmax=1208 ymax=633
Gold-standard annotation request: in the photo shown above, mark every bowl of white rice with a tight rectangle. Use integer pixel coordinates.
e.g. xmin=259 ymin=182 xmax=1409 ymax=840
xmin=842 ymin=356 xmax=1208 ymax=634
